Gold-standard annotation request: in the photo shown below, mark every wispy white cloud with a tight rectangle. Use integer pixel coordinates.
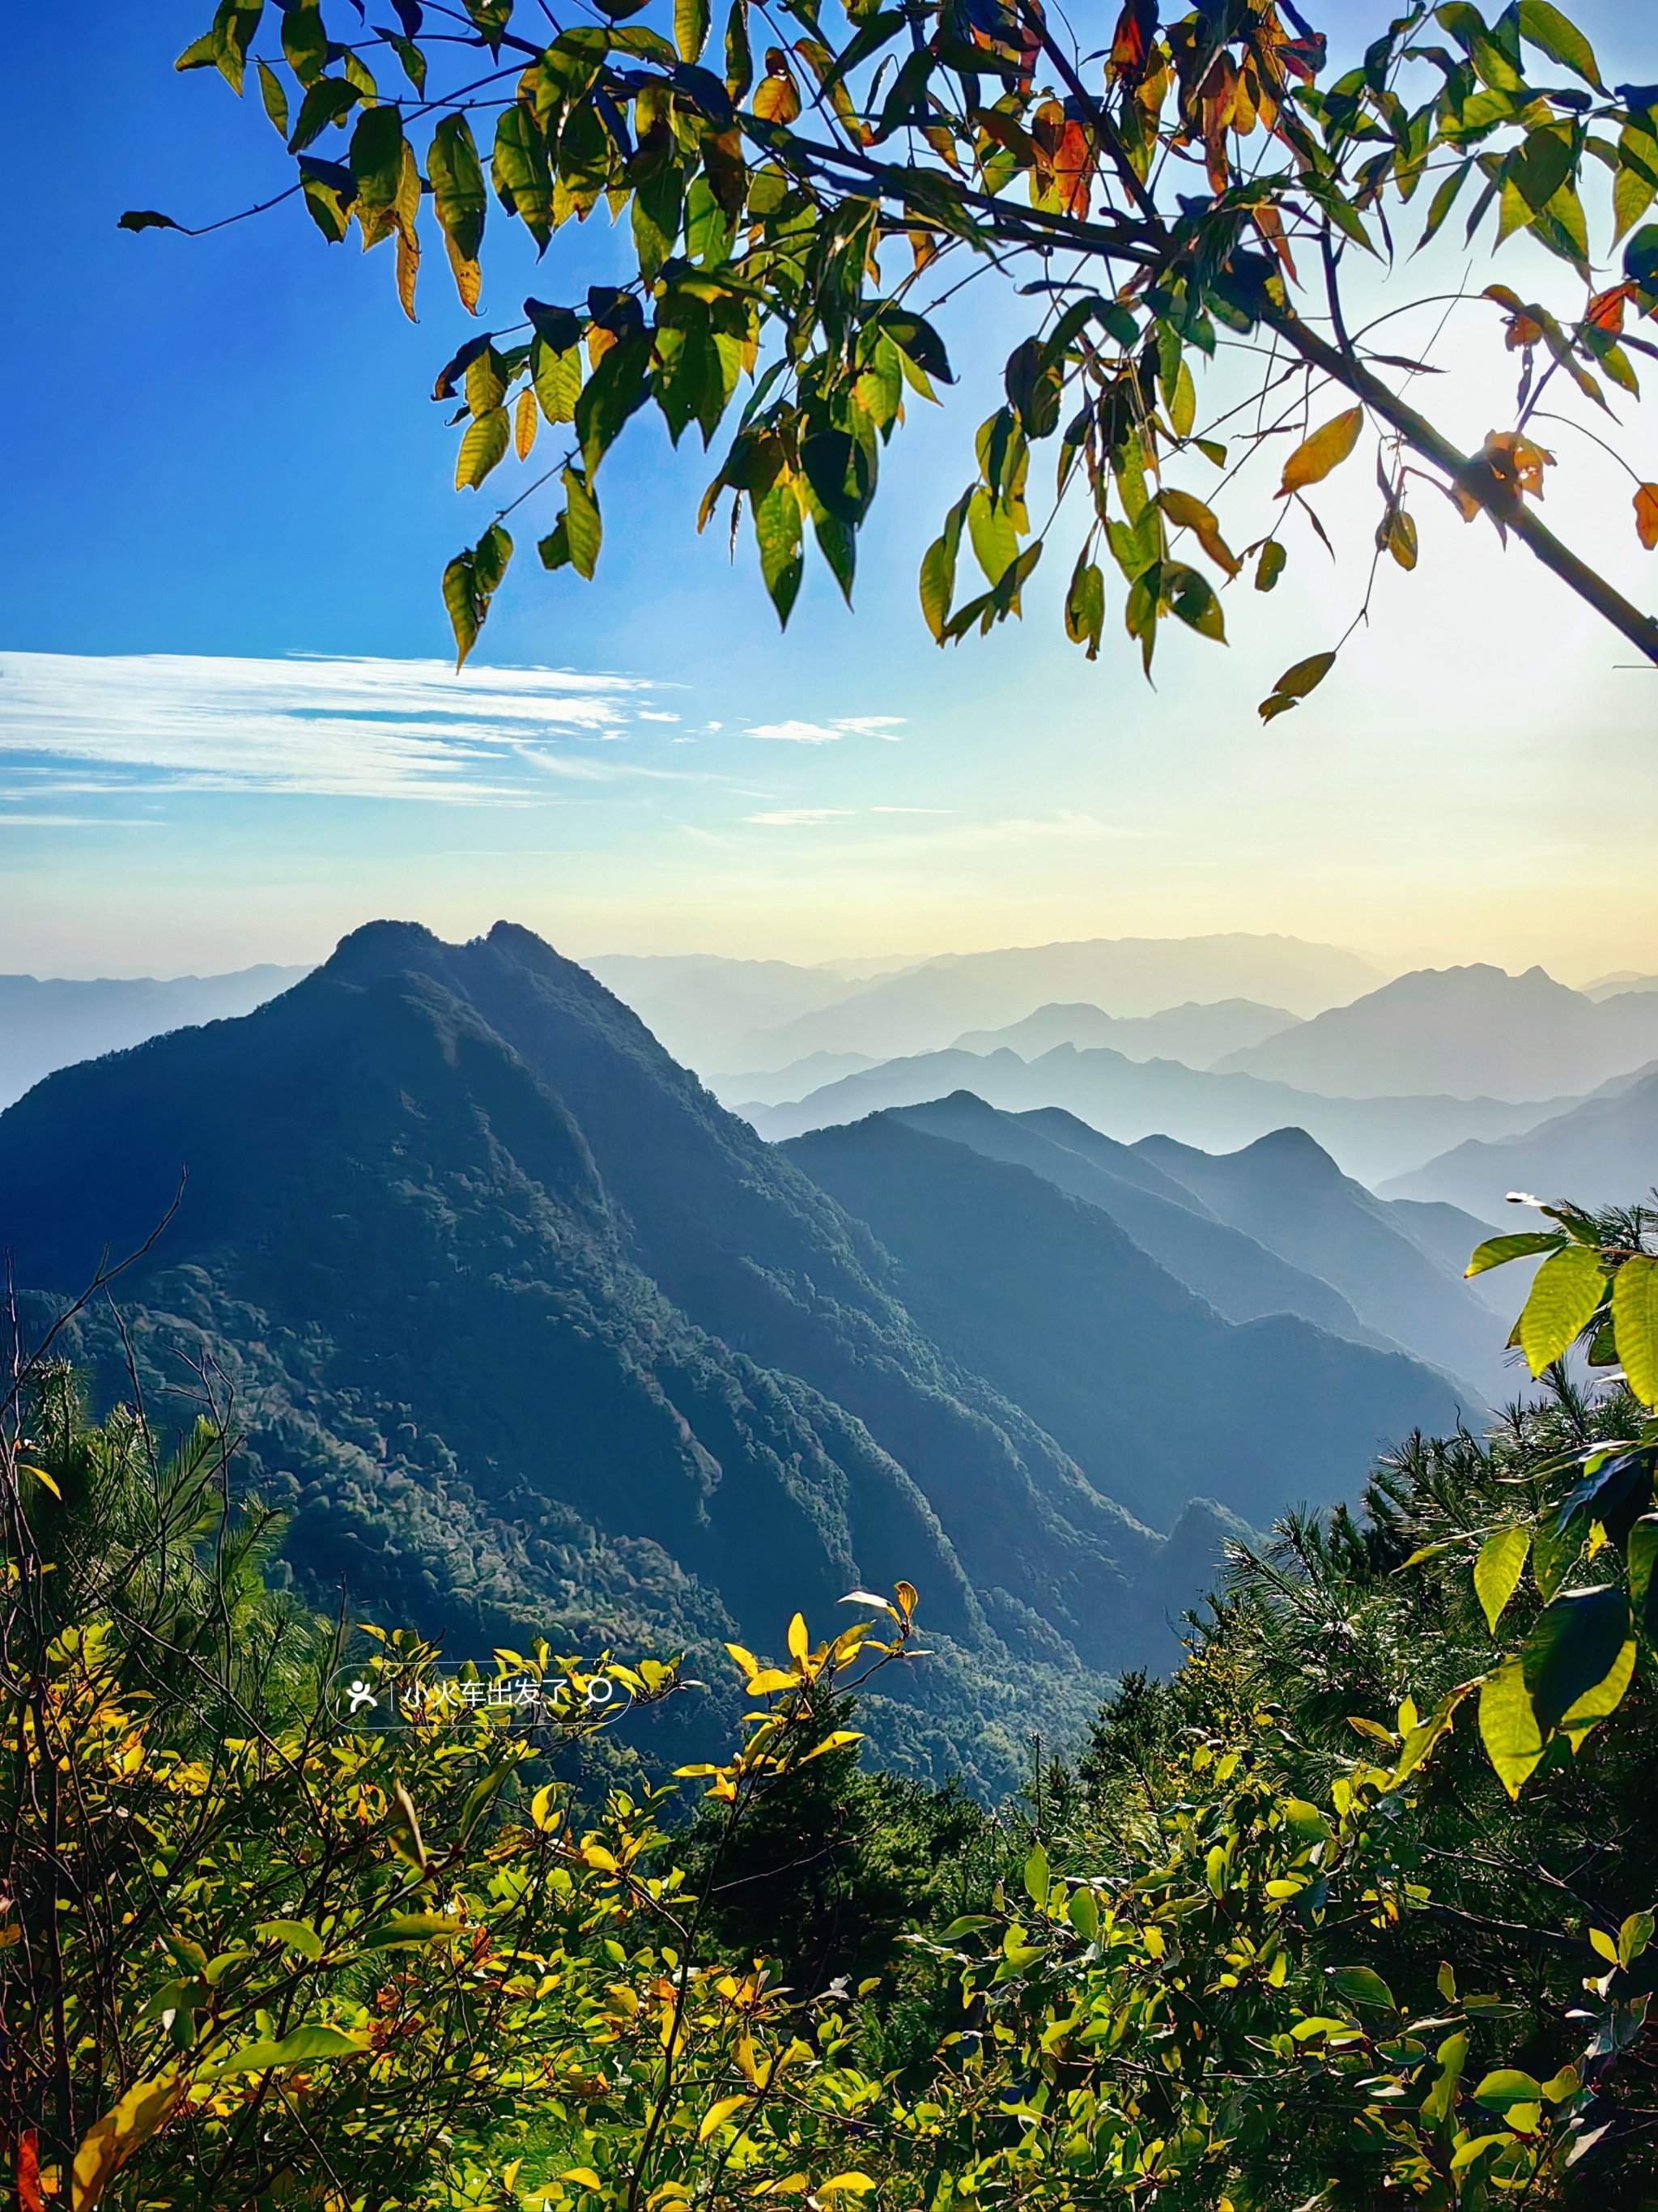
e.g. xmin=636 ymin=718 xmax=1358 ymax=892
xmin=0 ymin=651 xmax=663 ymax=804
xmin=871 ymin=805 xmax=954 ymax=815
xmin=748 ymin=715 xmax=905 ymax=745
xmin=0 ymin=815 xmax=167 ymax=828
xmin=743 ymin=808 xmax=856 ymax=826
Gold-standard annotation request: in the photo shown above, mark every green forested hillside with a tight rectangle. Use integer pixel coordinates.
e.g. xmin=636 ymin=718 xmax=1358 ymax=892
xmin=783 ymin=1112 xmax=1465 ymax=1529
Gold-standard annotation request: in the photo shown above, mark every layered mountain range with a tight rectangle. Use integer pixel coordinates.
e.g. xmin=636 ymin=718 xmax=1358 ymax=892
xmin=0 ymin=924 xmax=1470 ymax=1788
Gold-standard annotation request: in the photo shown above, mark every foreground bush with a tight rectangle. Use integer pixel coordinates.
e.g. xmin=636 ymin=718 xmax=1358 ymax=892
xmin=7 ymin=1191 xmax=1658 ymax=2206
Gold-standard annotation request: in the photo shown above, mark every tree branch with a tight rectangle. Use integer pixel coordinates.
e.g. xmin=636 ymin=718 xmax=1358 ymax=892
xmin=1265 ymin=304 xmax=1658 ymax=666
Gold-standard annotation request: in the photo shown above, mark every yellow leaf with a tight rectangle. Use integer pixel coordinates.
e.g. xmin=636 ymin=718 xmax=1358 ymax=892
xmin=1278 ymin=406 xmax=1363 ymax=496
xmin=561 ymin=2169 xmax=604 ymax=2189
xmin=1636 ymin=483 xmax=1658 ymax=551
xmin=699 ymin=2095 xmax=750 ymax=2141
xmin=72 ymin=2074 xmax=183 ymax=2211
xmin=893 ymin=1579 xmax=918 ymax=1620
xmin=515 ymin=387 xmax=539 ymax=462
xmin=816 ymin=2176 xmax=877 ymax=2196
xmin=725 ymin=1641 xmax=761 ymax=1678
xmin=19 ymin=1464 xmax=61 ymax=1500
xmin=745 ymin=1668 xmax=797 ymax=1695
xmin=752 ymin=50 xmax=801 ymax=124
xmin=786 ymin=1613 xmax=809 ymax=1665
xmin=444 ymin=231 xmax=482 ymax=315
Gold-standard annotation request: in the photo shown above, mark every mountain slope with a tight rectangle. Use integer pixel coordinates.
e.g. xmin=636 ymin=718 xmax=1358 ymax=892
xmin=0 ymin=963 xmax=308 ymax=1108
xmin=953 ymin=1000 xmax=1300 ymax=1067
xmin=1217 ymin=964 xmax=1658 ymax=1101
xmin=782 ymin=1114 xmax=1466 ymax=1530
xmin=886 ymin=1093 xmax=1380 ymax=1343
xmin=1382 ymin=1066 xmax=1658 ymax=1215
xmin=1133 ymin=1129 xmax=1508 ymax=1397
xmin=738 ymin=935 xmax=1382 ymax=1067
xmin=744 ymin=1044 xmax=1579 ymax=1186
xmin=5 ymin=921 xmax=1292 ymax=1785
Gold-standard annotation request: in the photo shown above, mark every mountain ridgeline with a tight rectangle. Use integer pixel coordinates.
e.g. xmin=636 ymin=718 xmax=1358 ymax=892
xmin=0 ymin=924 xmax=1471 ymax=1788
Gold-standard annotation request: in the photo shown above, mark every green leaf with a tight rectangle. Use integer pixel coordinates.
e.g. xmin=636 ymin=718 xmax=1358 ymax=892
xmin=282 ymin=0 xmax=329 ymax=87
xmin=256 ymin=58 xmax=289 ymax=137
xmin=211 ymin=2024 xmax=370 ymax=2076
xmin=359 ymin=1912 xmax=465 ymax=1950
xmin=287 ymin=77 xmax=359 ymax=155
xmin=1167 ymin=356 xmax=1197 ymax=440
xmin=1612 ymin=1254 xmax=1658 ymax=1407
xmin=1324 ymin=1966 xmax=1396 ymax=2011
xmin=298 ymin=156 xmax=357 ymax=243
xmin=1421 ymin=2031 xmax=1469 ymax=2125
xmin=1067 ymin=1887 xmax=1099 ymax=1942
xmin=563 ymin=469 xmax=602 ymax=580
xmin=1516 ymin=1 xmax=1601 ymax=87
xmin=350 ymin=104 xmax=406 ymax=211
xmin=1628 ymin=1514 xmax=1658 ymax=1639
xmin=1022 ymin=1844 xmax=1050 ymax=1909
xmin=1516 ymin=1244 xmax=1606 ymax=1374
xmin=1522 ymin=1584 xmax=1632 ymax=1732
xmin=1473 ymin=2067 xmax=1542 ymax=2112
xmin=117 ymin=211 xmax=183 ymax=235
xmin=254 ymin=1919 xmax=325 ymax=1962
xmin=1063 ymin=554 xmax=1104 ymax=660
xmin=676 ymin=0 xmax=711 ymax=61
xmin=1465 ymin=1230 xmax=1567 ymax=1277
xmin=967 ymin=488 xmax=1018 ymax=586
xmin=725 ymin=0 xmax=754 ymax=98
xmin=1259 ymin=649 xmax=1335 ymax=721
xmin=456 ymin=408 xmax=509 ymax=491
xmin=1164 ymin=562 xmax=1224 ymax=643
xmin=1254 ymin=540 xmax=1286 ymax=592
xmin=442 ymin=525 xmax=512 ymax=668
xmin=429 ymin=114 xmax=487 ymax=307
xmin=576 ymin=334 xmax=653 ymax=479
xmin=1474 ymin=1525 xmax=1530 ymax=1636
xmin=1419 ymin=157 xmax=1474 ymax=249
xmin=1510 ymin=126 xmax=1575 ymax=215
xmin=1478 ymin=1657 xmax=1545 ymax=1797
xmin=755 ymin=481 xmax=803 ymax=627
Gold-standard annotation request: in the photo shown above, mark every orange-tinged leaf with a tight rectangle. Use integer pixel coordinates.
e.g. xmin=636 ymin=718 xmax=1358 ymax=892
xmin=1278 ymin=407 xmax=1363 ymax=496
xmin=1636 ymin=483 xmax=1658 ymax=551
xmin=19 ymin=2133 xmax=44 ymax=2212
xmin=1482 ymin=429 xmax=1554 ymax=500
xmin=1158 ymin=488 xmax=1239 ymax=576
xmin=1588 ymin=281 xmax=1637 ymax=333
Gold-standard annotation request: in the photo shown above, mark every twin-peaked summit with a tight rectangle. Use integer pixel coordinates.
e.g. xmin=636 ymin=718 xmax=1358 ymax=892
xmin=0 ymin=921 xmax=1464 ymax=1785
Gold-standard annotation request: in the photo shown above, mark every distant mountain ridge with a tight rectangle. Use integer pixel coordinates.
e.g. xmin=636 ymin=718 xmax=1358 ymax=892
xmin=0 ymin=964 xmax=309 ymax=1108
xmin=742 ymin=1040 xmax=1578 ymax=1187
xmin=1384 ymin=1064 xmax=1658 ymax=1216
xmin=951 ymin=999 xmax=1300 ymax=1067
xmin=733 ymin=934 xmax=1384 ymax=1069
xmin=1217 ymin=963 xmax=1658 ymax=1101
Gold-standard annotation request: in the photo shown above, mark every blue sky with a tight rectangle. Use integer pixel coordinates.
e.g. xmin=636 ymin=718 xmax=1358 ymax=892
xmin=2 ymin=1 xmax=1655 ymax=980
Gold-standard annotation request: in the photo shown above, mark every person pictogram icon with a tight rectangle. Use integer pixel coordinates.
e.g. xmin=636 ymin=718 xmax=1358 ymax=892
xmin=346 ymin=1678 xmax=378 ymax=1715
